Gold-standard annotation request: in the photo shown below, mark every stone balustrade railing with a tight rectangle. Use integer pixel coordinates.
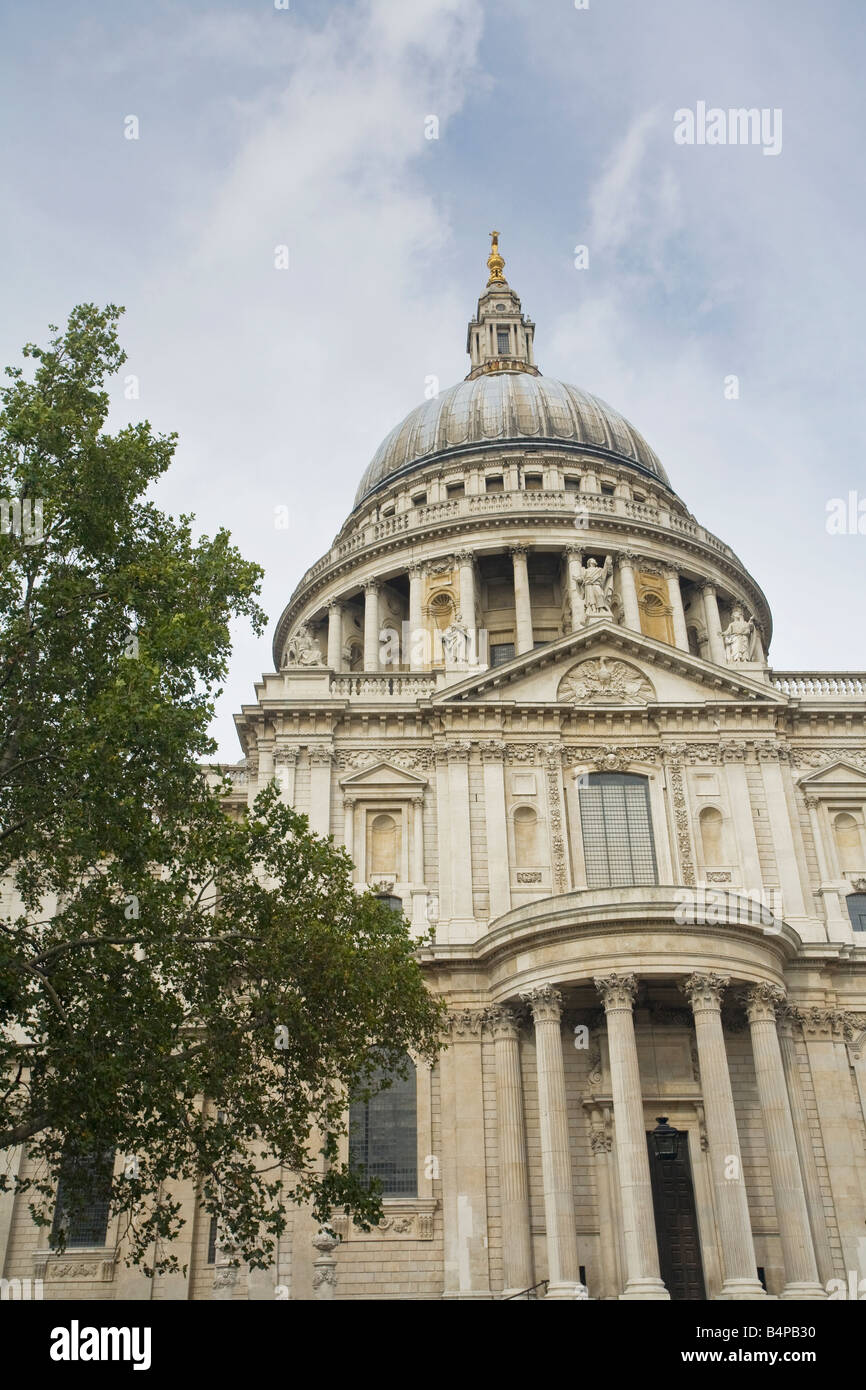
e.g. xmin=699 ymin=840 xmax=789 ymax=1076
xmin=297 ymin=488 xmax=735 ymax=592
xmin=330 ymin=673 xmax=439 ymax=698
xmin=770 ymin=672 xmax=866 ymax=697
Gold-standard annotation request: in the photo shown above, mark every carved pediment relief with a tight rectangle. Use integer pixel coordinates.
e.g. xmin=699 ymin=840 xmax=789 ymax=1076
xmin=557 ymin=657 xmax=655 ymax=705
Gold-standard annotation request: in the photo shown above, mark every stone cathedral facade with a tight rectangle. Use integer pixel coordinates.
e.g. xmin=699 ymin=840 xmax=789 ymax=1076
xmin=3 ymin=239 xmax=865 ymax=1301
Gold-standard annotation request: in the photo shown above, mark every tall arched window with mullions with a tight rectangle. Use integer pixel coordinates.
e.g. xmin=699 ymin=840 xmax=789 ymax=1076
xmin=348 ymin=1059 xmax=417 ymax=1197
xmin=578 ymin=772 xmax=659 ymax=888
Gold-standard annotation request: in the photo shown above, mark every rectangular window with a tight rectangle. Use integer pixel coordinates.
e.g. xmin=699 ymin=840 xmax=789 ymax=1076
xmin=446 ymin=482 xmax=464 ymax=498
xmin=411 ymin=491 xmax=427 ymax=506
xmin=497 ymin=329 xmax=510 ymax=354
xmin=51 ymin=1152 xmax=113 ymax=1248
xmin=349 ymin=1063 xmax=417 ymax=1197
xmin=846 ymin=893 xmax=866 ymax=931
xmin=564 ymin=476 xmax=580 ymax=491
xmin=485 ymin=475 xmax=504 ymax=493
xmin=579 ymin=773 xmax=658 ymax=888
xmin=207 ymin=1213 xmax=218 ymax=1264
xmin=524 ymin=474 xmax=543 ymax=490
xmin=491 ymin=642 xmax=516 ymax=666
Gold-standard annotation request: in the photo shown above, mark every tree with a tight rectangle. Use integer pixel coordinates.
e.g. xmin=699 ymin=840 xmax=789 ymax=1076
xmin=0 ymin=306 xmax=443 ymax=1273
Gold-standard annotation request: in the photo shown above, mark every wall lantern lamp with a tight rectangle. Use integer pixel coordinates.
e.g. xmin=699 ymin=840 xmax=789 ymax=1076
xmin=651 ymin=1116 xmax=680 ymax=1161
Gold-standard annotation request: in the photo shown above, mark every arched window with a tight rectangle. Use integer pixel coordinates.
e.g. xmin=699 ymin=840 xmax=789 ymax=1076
xmin=834 ymin=812 xmax=864 ymax=871
xmin=700 ymin=807 xmax=725 ymax=867
xmin=578 ymin=772 xmax=658 ymax=888
xmin=349 ymin=1060 xmax=417 ymax=1196
xmin=370 ymin=813 xmax=398 ymax=875
xmin=513 ymin=805 xmax=540 ymax=867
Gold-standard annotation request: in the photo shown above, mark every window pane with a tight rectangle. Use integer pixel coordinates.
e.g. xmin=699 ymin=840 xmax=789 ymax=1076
xmin=846 ymin=893 xmax=866 ymax=932
xmin=52 ymin=1152 xmax=113 ymax=1248
xmin=497 ymin=329 xmax=510 ymax=353
xmin=579 ymin=773 xmax=658 ymax=888
xmin=349 ymin=1063 xmax=417 ymax=1197
xmin=491 ymin=643 xmax=515 ymax=666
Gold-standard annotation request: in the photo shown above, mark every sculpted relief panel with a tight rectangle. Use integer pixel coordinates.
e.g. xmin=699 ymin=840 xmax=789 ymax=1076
xmin=557 ymin=657 xmax=655 ymax=705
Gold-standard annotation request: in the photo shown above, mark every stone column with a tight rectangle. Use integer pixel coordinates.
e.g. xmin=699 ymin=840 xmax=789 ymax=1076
xmin=511 ymin=545 xmax=534 ymax=654
xmin=441 ymin=1009 xmax=492 ymax=1299
xmin=447 ymin=741 xmax=474 ymax=935
xmin=363 ymin=580 xmax=380 ymax=671
xmin=408 ymin=563 xmax=425 ymax=672
xmin=343 ymin=797 xmax=355 ymax=863
xmin=721 ymin=744 xmax=763 ymax=893
xmin=776 ymin=1008 xmax=837 ymax=1286
xmin=742 ymin=985 xmax=824 ymax=1298
xmin=664 ymin=565 xmax=690 ymax=651
xmin=617 ymin=551 xmax=642 ymax=631
xmin=327 ymin=600 xmax=343 ymax=670
xmin=682 ymin=973 xmax=766 ymax=1299
xmin=488 ymin=1006 xmax=534 ymax=1297
xmin=307 ymin=745 xmax=333 ymax=837
xmin=434 ymin=747 xmax=452 ymax=926
xmin=409 ymin=793 xmax=428 ymax=932
xmin=274 ymin=746 xmax=298 ymax=805
xmin=587 ymin=1106 xmax=619 ymax=1299
xmin=758 ymin=748 xmax=807 ymax=920
xmin=521 ymin=985 xmax=582 ymax=1298
xmin=803 ymin=797 xmax=847 ymax=934
xmin=701 ymin=583 xmax=726 ymax=665
xmin=481 ymin=742 xmax=511 ymax=921
xmin=565 ymin=546 xmax=585 ymax=630
xmin=799 ymin=1007 xmax=866 ymax=1276
xmin=456 ymin=549 xmax=477 ymax=634
xmin=594 ymin=973 xmax=669 ymax=1300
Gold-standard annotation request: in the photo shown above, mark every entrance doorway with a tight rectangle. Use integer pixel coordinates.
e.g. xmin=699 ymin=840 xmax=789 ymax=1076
xmin=646 ymin=1130 xmax=706 ymax=1300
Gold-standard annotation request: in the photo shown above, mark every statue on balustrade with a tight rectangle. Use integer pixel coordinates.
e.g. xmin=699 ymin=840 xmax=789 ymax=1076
xmin=722 ymin=605 xmax=762 ymax=663
xmin=282 ymin=622 xmax=323 ymax=668
xmin=576 ymin=554 xmax=614 ymax=621
xmin=441 ymin=614 xmax=470 ymax=664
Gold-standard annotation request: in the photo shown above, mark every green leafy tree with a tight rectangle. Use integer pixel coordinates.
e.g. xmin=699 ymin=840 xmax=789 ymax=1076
xmin=0 ymin=306 xmax=443 ymax=1273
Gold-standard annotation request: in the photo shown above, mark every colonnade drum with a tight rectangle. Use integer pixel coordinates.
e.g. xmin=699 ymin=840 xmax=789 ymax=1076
xmin=3 ymin=238 xmax=864 ymax=1300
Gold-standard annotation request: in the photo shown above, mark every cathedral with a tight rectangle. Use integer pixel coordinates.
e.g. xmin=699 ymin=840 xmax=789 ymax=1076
xmin=4 ymin=237 xmax=865 ymax=1300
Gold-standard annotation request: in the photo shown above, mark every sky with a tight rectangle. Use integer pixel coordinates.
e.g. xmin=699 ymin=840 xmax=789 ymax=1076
xmin=1 ymin=0 xmax=864 ymax=757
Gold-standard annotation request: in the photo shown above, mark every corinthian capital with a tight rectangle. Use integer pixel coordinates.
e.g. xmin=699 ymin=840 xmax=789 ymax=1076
xmin=681 ymin=972 xmax=730 ymax=1013
xmin=521 ymin=984 xmax=563 ymax=1024
xmin=484 ymin=1005 xmax=521 ymax=1040
xmin=741 ymin=982 xmax=786 ymax=1024
xmin=594 ymin=972 xmax=638 ymax=1012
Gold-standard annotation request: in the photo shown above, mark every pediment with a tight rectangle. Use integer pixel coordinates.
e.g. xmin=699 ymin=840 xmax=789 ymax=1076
xmin=434 ymin=622 xmax=785 ymax=707
xmin=339 ymin=760 xmax=427 ymax=789
xmin=797 ymin=760 xmax=866 ymax=789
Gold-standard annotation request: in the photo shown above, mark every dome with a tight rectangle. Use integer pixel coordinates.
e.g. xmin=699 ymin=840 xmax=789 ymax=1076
xmin=353 ymin=371 xmax=671 ymax=508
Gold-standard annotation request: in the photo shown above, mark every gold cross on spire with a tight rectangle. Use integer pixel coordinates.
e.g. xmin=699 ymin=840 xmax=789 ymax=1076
xmin=487 ymin=230 xmax=506 ymax=284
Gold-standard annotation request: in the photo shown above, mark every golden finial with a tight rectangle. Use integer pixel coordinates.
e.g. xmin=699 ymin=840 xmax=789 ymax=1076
xmin=487 ymin=229 xmax=506 ymax=285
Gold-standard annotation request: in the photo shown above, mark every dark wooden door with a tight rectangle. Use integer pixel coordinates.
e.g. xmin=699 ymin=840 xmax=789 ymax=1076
xmin=646 ymin=1131 xmax=706 ymax=1300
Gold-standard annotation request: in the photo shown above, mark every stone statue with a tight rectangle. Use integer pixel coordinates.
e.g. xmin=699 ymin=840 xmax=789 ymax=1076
xmin=441 ymin=614 xmax=470 ymax=664
xmin=722 ymin=605 xmax=761 ymax=663
xmin=282 ymin=622 xmax=323 ymax=668
xmin=576 ymin=554 xmax=614 ymax=620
